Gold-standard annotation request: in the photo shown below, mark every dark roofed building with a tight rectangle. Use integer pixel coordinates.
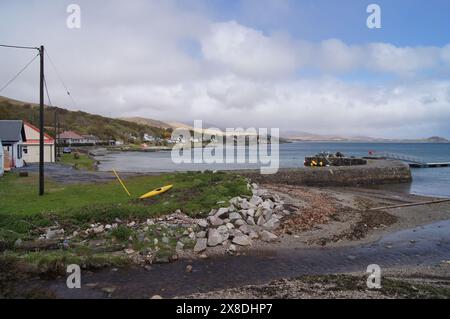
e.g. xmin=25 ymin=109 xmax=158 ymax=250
xmin=0 ymin=120 xmax=27 ymax=170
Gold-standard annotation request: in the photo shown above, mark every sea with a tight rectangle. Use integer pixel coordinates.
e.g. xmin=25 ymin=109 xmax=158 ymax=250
xmin=97 ymin=142 xmax=450 ymax=198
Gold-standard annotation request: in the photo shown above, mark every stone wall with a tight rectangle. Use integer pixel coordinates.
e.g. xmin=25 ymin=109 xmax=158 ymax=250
xmin=239 ymin=160 xmax=412 ymax=187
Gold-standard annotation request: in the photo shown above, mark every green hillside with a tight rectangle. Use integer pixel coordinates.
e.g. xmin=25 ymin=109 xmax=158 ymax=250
xmin=0 ymin=96 xmax=171 ymax=143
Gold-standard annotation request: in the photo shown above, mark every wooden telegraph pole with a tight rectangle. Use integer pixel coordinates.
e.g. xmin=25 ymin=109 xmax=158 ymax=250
xmin=39 ymin=45 xmax=45 ymax=196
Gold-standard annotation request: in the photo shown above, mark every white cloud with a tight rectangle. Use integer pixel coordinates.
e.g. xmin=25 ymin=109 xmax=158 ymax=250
xmin=0 ymin=1 xmax=450 ymax=138
xmin=201 ymin=21 xmax=299 ymax=79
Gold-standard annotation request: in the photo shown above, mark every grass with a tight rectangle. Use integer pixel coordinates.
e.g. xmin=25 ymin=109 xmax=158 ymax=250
xmin=0 ymin=171 xmax=250 ymax=243
xmin=59 ymin=153 xmax=97 ymax=171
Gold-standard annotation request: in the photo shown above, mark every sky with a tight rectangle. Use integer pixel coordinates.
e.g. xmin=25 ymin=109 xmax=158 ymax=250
xmin=0 ymin=0 xmax=449 ymax=139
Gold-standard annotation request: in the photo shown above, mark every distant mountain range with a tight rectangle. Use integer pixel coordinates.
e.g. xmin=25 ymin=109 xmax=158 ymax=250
xmin=282 ymin=130 xmax=449 ymax=143
xmin=2 ymin=96 xmax=447 ymax=144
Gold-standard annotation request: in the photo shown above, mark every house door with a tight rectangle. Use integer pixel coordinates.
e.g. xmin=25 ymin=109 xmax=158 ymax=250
xmin=4 ymin=149 xmax=11 ymax=171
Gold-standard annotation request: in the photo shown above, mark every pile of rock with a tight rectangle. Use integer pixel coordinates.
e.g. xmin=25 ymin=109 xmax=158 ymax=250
xmin=36 ymin=183 xmax=289 ymax=260
xmin=193 ymin=183 xmax=289 ymax=254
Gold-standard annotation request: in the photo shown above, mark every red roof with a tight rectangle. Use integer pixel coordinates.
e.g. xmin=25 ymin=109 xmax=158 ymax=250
xmin=24 ymin=121 xmax=54 ymax=143
xmin=58 ymin=131 xmax=83 ymax=139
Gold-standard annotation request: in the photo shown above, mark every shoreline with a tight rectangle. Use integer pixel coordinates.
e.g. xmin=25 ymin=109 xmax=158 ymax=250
xmin=3 ymin=182 xmax=449 ymax=299
xmin=3 ymin=161 xmax=449 ymax=299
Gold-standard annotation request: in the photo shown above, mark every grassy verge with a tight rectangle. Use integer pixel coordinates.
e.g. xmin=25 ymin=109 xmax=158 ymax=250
xmin=59 ymin=152 xmax=97 ymax=171
xmin=0 ymin=171 xmax=250 ymax=243
xmin=0 ymin=170 xmax=250 ymax=282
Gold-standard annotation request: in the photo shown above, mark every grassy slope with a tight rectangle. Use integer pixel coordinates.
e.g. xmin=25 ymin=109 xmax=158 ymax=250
xmin=59 ymin=153 xmax=97 ymax=171
xmin=0 ymin=96 xmax=169 ymax=142
xmin=0 ymin=171 xmax=250 ymax=242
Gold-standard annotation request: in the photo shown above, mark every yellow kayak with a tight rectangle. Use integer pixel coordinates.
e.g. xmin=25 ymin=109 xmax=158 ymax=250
xmin=139 ymin=185 xmax=173 ymax=200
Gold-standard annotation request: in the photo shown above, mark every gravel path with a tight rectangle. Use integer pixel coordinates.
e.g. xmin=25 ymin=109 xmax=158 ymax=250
xmin=16 ymin=163 xmax=155 ymax=184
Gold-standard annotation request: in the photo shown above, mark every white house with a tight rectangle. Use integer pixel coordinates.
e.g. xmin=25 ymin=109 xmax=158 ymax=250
xmin=0 ymin=120 xmax=26 ymax=170
xmin=57 ymin=131 xmax=84 ymax=145
xmin=0 ymin=138 xmax=4 ymax=176
xmin=23 ymin=121 xmax=55 ymax=163
xmin=143 ymin=133 xmax=156 ymax=142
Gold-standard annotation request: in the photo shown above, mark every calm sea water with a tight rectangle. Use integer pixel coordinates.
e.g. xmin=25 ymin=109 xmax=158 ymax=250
xmin=97 ymin=143 xmax=450 ymax=198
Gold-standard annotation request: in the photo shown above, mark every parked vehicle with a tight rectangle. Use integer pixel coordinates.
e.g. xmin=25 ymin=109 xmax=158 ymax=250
xmin=63 ymin=147 xmax=72 ymax=154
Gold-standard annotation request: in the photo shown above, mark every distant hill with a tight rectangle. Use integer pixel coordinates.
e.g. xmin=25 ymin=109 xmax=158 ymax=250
xmin=423 ymin=136 xmax=449 ymax=143
xmin=119 ymin=116 xmax=173 ymax=129
xmin=0 ymin=96 xmax=169 ymax=143
xmin=283 ymin=129 xmax=449 ymax=143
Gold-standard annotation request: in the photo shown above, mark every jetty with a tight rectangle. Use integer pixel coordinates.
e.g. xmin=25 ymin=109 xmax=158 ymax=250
xmin=369 ymin=152 xmax=450 ymax=168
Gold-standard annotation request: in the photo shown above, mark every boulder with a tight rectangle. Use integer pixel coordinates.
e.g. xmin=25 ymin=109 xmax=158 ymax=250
xmin=260 ymin=230 xmax=278 ymax=242
xmin=215 ymin=208 xmax=229 ymax=218
xmin=227 ymin=244 xmax=238 ymax=253
xmin=217 ymin=226 xmax=230 ymax=242
xmin=240 ymin=200 xmax=250 ymax=210
xmin=208 ymin=215 xmax=224 ymax=226
xmin=209 ymin=209 xmax=217 ymax=216
xmin=247 ymin=216 xmax=256 ymax=226
xmin=263 ymin=208 xmax=273 ymax=221
xmin=229 ymin=197 xmax=241 ymax=207
xmin=263 ymin=218 xmax=280 ymax=230
xmin=234 ymin=219 xmax=246 ymax=227
xmin=239 ymin=224 xmax=251 ymax=235
xmin=194 ymin=238 xmax=207 ymax=253
xmin=250 ymin=195 xmax=263 ymax=206
xmin=247 ymin=209 xmax=255 ymax=217
xmin=226 ymin=223 xmax=235 ymax=230
xmin=249 ymin=231 xmax=259 ymax=240
xmin=229 ymin=212 xmax=242 ymax=221
xmin=262 ymin=200 xmax=274 ymax=210
xmin=207 ymin=229 xmax=222 ymax=247
xmin=257 ymin=215 xmax=266 ymax=226
xmin=232 ymin=235 xmax=252 ymax=246
xmin=196 ymin=231 xmax=206 ymax=238
xmin=197 ymin=219 xmax=208 ymax=228
xmin=45 ymin=229 xmax=63 ymax=240
xmin=229 ymin=229 xmax=243 ymax=239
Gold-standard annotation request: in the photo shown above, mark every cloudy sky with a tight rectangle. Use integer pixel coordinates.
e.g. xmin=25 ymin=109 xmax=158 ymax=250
xmin=1 ymin=0 xmax=450 ymax=138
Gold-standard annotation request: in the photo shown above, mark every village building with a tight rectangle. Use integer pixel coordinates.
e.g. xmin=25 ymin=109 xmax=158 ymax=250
xmin=58 ymin=131 xmax=84 ymax=145
xmin=23 ymin=121 xmax=55 ymax=163
xmin=81 ymin=134 xmax=100 ymax=145
xmin=143 ymin=133 xmax=156 ymax=142
xmin=0 ymin=120 xmax=26 ymax=170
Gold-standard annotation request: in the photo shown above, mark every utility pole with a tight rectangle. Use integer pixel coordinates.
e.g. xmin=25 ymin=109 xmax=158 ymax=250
xmin=57 ymin=120 xmax=61 ymax=158
xmin=39 ymin=45 xmax=45 ymax=196
xmin=54 ymin=108 xmax=57 ymax=162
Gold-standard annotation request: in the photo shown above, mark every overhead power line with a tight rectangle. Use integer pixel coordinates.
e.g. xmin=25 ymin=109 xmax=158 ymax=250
xmin=0 ymin=44 xmax=39 ymax=50
xmin=0 ymin=53 xmax=39 ymax=94
xmin=43 ymin=76 xmax=53 ymax=107
xmin=45 ymin=49 xmax=77 ymax=108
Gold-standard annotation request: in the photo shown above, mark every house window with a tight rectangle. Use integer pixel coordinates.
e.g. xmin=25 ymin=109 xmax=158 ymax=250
xmin=18 ymin=145 xmax=22 ymax=159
